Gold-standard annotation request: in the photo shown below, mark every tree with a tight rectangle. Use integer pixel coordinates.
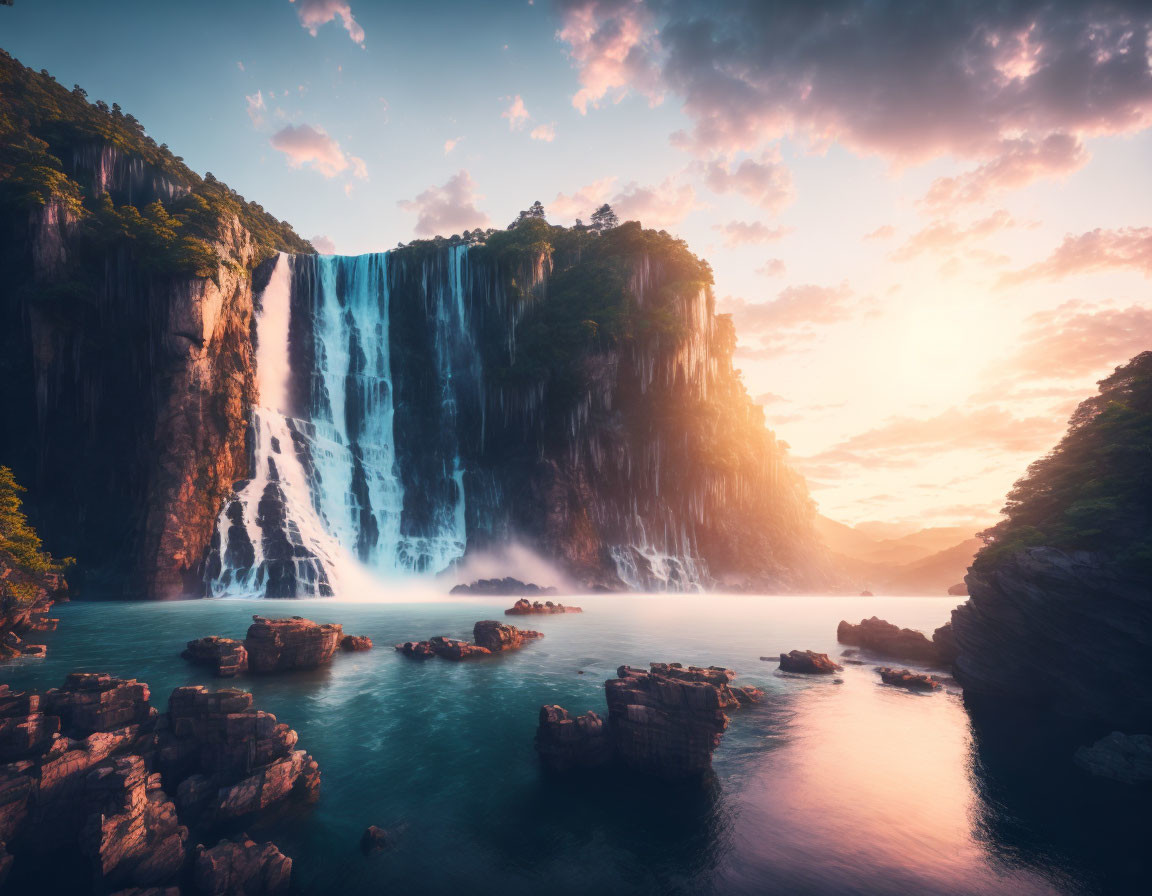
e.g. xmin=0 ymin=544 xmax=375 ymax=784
xmin=591 ymin=203 xmax=618 ymax=231
xmin=528 ymin=200 xmax=545 ymax=218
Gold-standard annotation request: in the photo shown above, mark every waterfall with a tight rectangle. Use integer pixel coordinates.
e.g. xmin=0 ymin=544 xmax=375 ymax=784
xmin=206 ymin=248 xmax=474 ymax=597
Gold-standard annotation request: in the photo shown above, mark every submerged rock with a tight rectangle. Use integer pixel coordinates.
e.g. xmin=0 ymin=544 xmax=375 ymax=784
xmin=536 ymin=662 xmax=759 ymax=780
xmin=505 ymin=598 xmax=583 ymax=615
xmin=396 ymin=623 xmax=544 ymax=661
xmin=194 ymin=834 xmax=292 ymax=895
xmin=1074 ymin=732 xmax=1152 ymax=784
xmin=837 ymin=617 xmax=950 ymax=667
xmin=182 ymin=637 xmax=249 ymax=678
xmin=877 ymin=668 xmax=941 ymax=691
xmin=360 ymin=825 xmax=390 ymax=855
xmin=776 ymin=650 xmax=842 ymax=674
xmin=451 ymin=578 xmax=559 ymax=596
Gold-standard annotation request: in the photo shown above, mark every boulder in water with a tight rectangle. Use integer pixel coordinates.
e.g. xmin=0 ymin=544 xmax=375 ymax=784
xmin=472 ymin=620 xmax=543 ymax=652
xmin=340 ymin=635 xmax=373 ymax=652
xmin=837 ymin=617 xmax=947 ymax=666
xmin=451 ymin=578 xmax=558 ymax=596
xmin=776 ymin=650 xmax=842 ymax=674
xmin=505 ymin=598 xmax=582 ymax=615
xmin=244 ymin=616 xmax=343 ymax=673
xmin=182 ymin=637 xmax=249 ymax=678
xmin=877 ymin=668 xmax=941 ymax=691
xmin=360 ymin=825 xmax=390 ymax=855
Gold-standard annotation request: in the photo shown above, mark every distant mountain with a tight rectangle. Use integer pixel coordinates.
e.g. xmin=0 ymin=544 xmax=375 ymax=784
xmin=816 ymin=515 xmax=984 ymax=594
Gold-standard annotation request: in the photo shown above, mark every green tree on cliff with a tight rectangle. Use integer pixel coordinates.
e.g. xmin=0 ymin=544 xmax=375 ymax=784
xmin=0 ymin=467 xmax=72 ymax=610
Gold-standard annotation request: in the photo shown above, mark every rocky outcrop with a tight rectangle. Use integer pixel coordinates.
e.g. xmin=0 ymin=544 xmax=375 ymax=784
xmin=394 ymin=640 xmax=437 ymax=659
xmin=193 ymin=835 xmax=293 ymax=895
xmin=776 ymin=650 xmax=842 ymax=674
xmin=360 ymin=825 xmax=389 ymax=856
xmin=157 ymin=686 xmax=320 ymax=825
xmin=877 ymin=668 xmax=941 ymax=691
xmin=0 ymin=672 xmax=315 ymax=890
xmin=0 ymin=554 xmax=65 ymax=660
xmin=451 ymin=578 xmax=559 ymax=596
xmin=837 ymin=616 xmax=954 ymax=667
xmin=181 ymin=637 xmax=249 ymax=678
xmin=536 ymin=662 xmax=758 ymax=779
xmin=340 ymin=635 xmax=373 ymax=652
xmin=243 ymin=616 xmax=342 ymax=673
xmin=951 ymin=548 xmax=1152 ymax=730
xmin=505 ymin=599 xmax=582 ymax=615
xmin=472 ymin=620 xmax=544 ymax=652
xmin=948 ymin=582 xmax=968 ymax=596
xmin=1074 ymin=732 xmax=1152 ymax=784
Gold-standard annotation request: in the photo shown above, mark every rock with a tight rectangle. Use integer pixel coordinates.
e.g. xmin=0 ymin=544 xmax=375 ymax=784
xmin=182 ymin=636 xmax=249 ymax=678
xmin=932 ymin=622 xmax=958 ymax=666
xmin=837 ymin=617 xmax=945 ymax=666
xmin=953 ymin=547 xmax=1152 ymax=730
xmin=472 ymin=620 xmax=544 ymax=652
xmin=450 ymin=577 xmax=559 ymax=596
xmin=535 ymin=706 xmax=614 ymax=772
xmin=776 ymin=650 xmax=843 ymax=674
xmin=0 ymin=550 xmax=66 ymax=662
xmin=947 ymin=582 xmax=968 ymax=596
xmin=394 ymin=641 xmax=436 ymax=659
xmin=340 ymin=635 xmax=373 ymax=652
xmin=157 ymin=686 xmax=320 ymax=825
xmin=505 ymin=599 xmax=582 ymax=615
xmin=1074 ymin=732 xmax=1152 ymax=784
xmin=79 ymin=756 xmax=188 ymax=891
xmin=360 ymin=825 xmax=389 ymax=855
xmin=860 ymin=590 xmax=874 ymax=596
xmin=427 ymin=637 xmax=491 ymax=661
xmin=43 ymin=673 xmax=157 ymax=740
xmin=537 ymin=662 xmax=759 ymax=780
xmin=194 ymin=835 xmax=292 ymax=895
xmin=244 ymin=616 xmax=343 ymax=673
xmin=728 ymin=686 xmax=764 ymax=705
xmin=877 ymin=668 xmax=942 ymax=691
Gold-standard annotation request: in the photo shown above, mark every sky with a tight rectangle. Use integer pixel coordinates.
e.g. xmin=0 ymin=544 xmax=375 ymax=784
xmin=3 ymin=0 xmax=1151 ymax=533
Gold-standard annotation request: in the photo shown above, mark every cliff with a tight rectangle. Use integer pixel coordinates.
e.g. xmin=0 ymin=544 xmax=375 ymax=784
xmin=952 ymin=352 xmax=1152 ymax=730
xmin=0 ymin=51 xmax=313 ymax=596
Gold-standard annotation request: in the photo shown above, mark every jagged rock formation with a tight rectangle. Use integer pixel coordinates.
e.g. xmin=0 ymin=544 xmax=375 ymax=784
xmin=452 ymin=578 xmax=558 ymax=596
xmin=193 ymin=835 xmax=293 ymax=895
xmin=0 ymin=672 xmax=316 ymax=891
xmin=877 ymin=668 xmax=941 ymax=691
xmin=505 ymin=598 xmax=582 ymax=615
xmin=182 ymin=637 xmax=249 ymax=678
xmin=776 ymin=649 xmax=842 ymax=674
xmin=837 ymin=617 xmax=955 ymax=667
xmin=395 ymin=621 xmax=542 ymax=660
xmin=243 ymin=616 xmax=342 ymax=673
xmin=952 ymin=353 xmax=1152 ymax=732
xmin=536 ymin=662 xmax=759 ymax=779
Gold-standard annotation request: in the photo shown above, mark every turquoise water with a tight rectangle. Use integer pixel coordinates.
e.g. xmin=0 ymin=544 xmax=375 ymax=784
xmin=0 ymin=595 xmax=1130 ymax=895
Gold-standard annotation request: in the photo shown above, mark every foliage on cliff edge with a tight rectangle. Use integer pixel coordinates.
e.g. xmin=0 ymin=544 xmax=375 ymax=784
xmin=976 ymin=351 xmax=1152 ymax=574
xmin=0 ymin=466 xmax=71 ymax=610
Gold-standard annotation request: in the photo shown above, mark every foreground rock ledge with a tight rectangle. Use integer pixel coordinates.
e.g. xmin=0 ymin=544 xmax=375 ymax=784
xmin=536 ymin=662 xmax=763 ymax=780
xmin=0 ymin=673 xmax=317 ymax=892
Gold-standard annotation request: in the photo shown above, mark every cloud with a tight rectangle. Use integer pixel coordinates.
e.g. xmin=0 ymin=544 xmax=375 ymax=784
xmin=530 ymin=122 xmax=557 ymax=142
xmin=702 ymin=152 xmax=794 ymax=212
xmin=550 ymin=177 xmax=619 ymax=222
xmin=611 ymin=176 xmax=699 ymax=230
xmin=502 ymin=95 xmax=530 ymax=130
xmin=398 ymin=170 xmax=491 ymax=237
xmin=999 ymin=301 xmax=1152 ymax=379
xmin=720 ymin=282 xmax=858 ymax=355
xmin=804 ymin=405 xmax=1062 ymax=469
xmin=756 ymin=258 xmax=786 ymax=277
xmin=864 ymin=224 xmax=895 ymax=241
xmin=754 ymin=392 xmax=790 ymax=406
xmin=1000 ymin=226 xmax=1152 ymax=285
xmin=920 ymin=133 xmax=1089 ymax=211
xmin=444 ymin=137 xmax=462 ymax=155
xmin=245 ymin=90 xmax=266 ymax=127
xmin=556 ymin=0 xmax=1152 ymax=193
xmin=891 ymin=209 xmax=1014 ymax=261
xmin=557 ymin=0 xmax=663 ymax=114
xmin=269 ymin=123 xmax=366 ymax=179
xmin=310 ymin=234 xmax=337 ymax=253
xmin=713 ymin=220 xmax=791 ymax=247
xmin=290 ymin=0 xmax=365 ymax=45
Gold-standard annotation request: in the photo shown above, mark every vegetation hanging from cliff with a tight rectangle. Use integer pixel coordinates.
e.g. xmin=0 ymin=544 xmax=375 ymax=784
xmin=0 ymin=49 xmax=312 ymax=273
xmin=977 ymin=351 xmax=1152 ymax=571
xmin=0 ymin=466 xmax=72 ymax=609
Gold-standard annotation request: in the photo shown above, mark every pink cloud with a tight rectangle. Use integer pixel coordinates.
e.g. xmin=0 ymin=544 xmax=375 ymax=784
xmin=245 ymin=90 xmax=266 ymax=127
xmin=891 ymin=209 xmax=1014 ymax=261
xmin=611 ymin=176 xmax=699 ymax=230
xmin=290 ymin=0 xmax=365 ymax=45
xmin=549 ymin=177 xmax=619 ymax=223
xmin=557 ymin=0 xmax=663 ymax=114
xmin=702 ymin=152 xmax=794 ymax=212
xmin=398 ymin=170 xmax=491 ymax=238
xmin=530 ymin=123 xmax=557 ymax=142
xmin=864 ymin=224 xmax=895 ymax=241
xmin=713 ymin=220 xmax=791 ymax=247
xmin=502 ymin=95 xmax=530 ymax=130
xmin=720 ymin=282 xmax=858 ymax=356
xmin=269 ymin=123 xmax=365 ymax=179
xmin=756 ymin=258 xmax=786 ymax=277
xmin=1001 ymin=301 xmax=1152 ymax=379
xmin=310 ymin=234 xmax=337 ymax=253
xmin=1000 ymin=226 xmax=1152 ymax=285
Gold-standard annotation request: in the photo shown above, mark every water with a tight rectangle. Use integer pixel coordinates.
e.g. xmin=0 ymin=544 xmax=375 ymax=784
xmin=1 ymin=595 xmax=1133 ymax=895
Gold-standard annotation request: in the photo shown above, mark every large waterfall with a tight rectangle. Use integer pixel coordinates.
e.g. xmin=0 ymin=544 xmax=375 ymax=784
xmin=206 ymin=249 xmax=476 ymax=597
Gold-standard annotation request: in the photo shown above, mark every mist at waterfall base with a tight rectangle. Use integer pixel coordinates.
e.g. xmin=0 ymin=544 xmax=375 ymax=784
xmin=7 ymin=595 xmax=1139 ymax=896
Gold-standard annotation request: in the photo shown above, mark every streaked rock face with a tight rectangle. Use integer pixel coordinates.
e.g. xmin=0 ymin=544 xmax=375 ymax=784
xmin=952 ymin=547 xmax=1152 ymax=730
